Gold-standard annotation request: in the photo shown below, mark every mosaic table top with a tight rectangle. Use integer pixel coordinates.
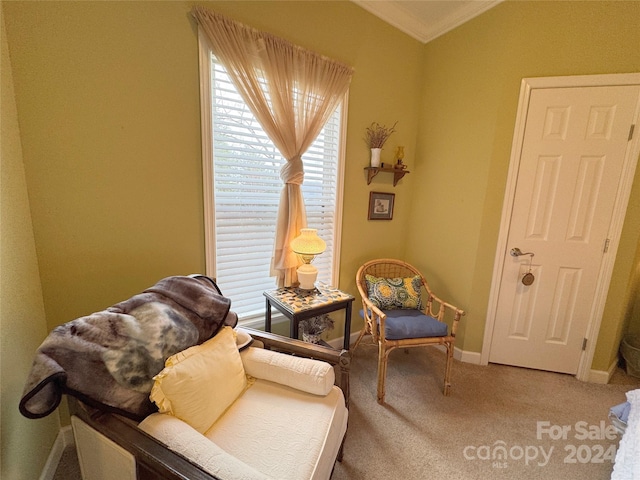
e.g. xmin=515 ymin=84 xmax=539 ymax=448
xmin=264 ymin=284 xmax=354 ymax=314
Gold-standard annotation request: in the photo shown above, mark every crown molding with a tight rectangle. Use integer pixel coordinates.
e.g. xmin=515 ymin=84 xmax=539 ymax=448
xmin=352 ymin=0 xmax=503 ymax=44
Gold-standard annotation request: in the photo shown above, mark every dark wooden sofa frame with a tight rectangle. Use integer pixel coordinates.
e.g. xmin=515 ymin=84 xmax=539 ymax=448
xmin=69 ymin=328 xmax=350 ymax=480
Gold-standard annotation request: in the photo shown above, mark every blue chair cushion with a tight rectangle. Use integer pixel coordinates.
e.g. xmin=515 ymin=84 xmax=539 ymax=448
xmin=360 ymin=309 xmax=448 ymax=340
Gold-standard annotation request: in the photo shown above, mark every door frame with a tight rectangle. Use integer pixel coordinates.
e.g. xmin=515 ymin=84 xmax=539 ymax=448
xmin=481 ymin=73 xmax=640 ymax=381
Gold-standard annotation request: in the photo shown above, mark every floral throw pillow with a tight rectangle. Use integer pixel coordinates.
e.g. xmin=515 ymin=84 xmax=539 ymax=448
xmin=365 ymin=274 xmax=424 ymax=310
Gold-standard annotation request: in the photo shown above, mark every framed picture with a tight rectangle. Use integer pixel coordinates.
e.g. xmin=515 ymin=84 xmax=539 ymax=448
xmin=368 ymin=191 xmax=395 ymax=220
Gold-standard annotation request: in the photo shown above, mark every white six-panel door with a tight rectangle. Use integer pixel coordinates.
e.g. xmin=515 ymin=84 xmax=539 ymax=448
xmin=488 ymin=83 xmax=640 ymax=374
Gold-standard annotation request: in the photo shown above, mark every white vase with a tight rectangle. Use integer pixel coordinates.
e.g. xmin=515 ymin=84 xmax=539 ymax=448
xmin=370 ymin=148 xmax=382 ymax=168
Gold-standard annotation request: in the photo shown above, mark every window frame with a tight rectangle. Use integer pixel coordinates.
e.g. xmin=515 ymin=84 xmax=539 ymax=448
xmin=197 ymin=27 xmax=347 ymax=323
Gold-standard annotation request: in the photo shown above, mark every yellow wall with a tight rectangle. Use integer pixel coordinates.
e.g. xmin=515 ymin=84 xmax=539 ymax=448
xmin=410 ymin=1 xmax=640 ymax=369
xmin=1 ymin=7 xmax=60 ymax=478
xmin=2 ymin=1 xmax=423 ymax=340
xmin=623 ymin=240 xmax=640 ymax=336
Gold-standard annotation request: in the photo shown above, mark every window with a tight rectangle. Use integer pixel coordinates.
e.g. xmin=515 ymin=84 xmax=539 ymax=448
xmin=198 ymin=33 xmax=346 ymax=326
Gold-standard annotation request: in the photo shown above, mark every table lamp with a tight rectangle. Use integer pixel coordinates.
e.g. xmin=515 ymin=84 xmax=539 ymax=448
xmin=290 ymin=228 xmax=326 ymax=290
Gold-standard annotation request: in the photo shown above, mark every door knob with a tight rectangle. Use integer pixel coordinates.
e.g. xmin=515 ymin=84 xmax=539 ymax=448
xmin=510 ymin=247 xmax=534 ymax=258
xmin=510 ymin=248 xmax=536 ymax=286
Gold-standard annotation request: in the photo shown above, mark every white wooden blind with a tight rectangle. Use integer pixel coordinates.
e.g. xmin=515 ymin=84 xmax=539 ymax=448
xmin=210 ymin=56 xmax=341 ymax=321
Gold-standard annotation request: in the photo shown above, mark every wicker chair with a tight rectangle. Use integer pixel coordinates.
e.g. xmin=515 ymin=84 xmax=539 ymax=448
xmin=354 ymin=258 xmax=466 ymax=403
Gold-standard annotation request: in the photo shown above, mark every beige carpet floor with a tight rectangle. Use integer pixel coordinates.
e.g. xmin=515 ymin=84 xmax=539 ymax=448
xmin=53 ymin=444 xmax=81 ymax=480
xmin=332 ymin=342 xmax=640 ymax=480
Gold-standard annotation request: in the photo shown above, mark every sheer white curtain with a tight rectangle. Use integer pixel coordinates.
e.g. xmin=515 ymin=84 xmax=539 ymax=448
xmin=192 ymin=7 xmax=353 ymax=287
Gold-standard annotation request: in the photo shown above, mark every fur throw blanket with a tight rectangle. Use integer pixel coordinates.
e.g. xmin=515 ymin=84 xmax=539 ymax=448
xmin=20 ymin=275 xmax=237 ymax=420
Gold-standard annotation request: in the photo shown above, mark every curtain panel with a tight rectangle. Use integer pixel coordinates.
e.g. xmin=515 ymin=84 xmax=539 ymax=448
xmin=192 ymin=6 xmax=354 ymax=287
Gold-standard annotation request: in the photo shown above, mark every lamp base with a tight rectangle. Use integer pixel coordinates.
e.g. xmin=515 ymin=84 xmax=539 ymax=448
xmin=296 ymin=263 xmax=318 ymax=290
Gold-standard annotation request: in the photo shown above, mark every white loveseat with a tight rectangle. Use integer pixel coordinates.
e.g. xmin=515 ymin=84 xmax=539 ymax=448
xmin=70 ymin=327 xmax=350 ymax=480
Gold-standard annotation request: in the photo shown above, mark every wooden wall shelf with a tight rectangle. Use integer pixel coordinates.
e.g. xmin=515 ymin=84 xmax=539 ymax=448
xmin=364 ymin=166 xmax=410 ymax=186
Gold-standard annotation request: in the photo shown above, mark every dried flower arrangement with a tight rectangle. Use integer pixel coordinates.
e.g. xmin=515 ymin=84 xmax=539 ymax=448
xmin=299 ymin=314 xmax=335 ymax=335
xmin=364 ymin=121 xmax=398 ymax=148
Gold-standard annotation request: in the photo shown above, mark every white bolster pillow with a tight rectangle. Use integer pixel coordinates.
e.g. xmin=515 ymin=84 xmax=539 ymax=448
xmin=240 ymin=347 xmax=335 ymax=396
xmin=139 ymin=413 xmax=270 ymax=480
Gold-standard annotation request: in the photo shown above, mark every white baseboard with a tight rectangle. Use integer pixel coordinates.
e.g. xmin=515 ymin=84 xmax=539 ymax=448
xmin=327 ymin=332 xmax=361 ymax=350
xmin=63 ymin=425 xmax=75 ymax=446
xmin=430 ymin=344 xmax=482 ymax=364
xmin=455 ymin=346 xmax=482 ymax=365
xmin=336 ymin=331 xmax=617 ymax=381
xmin=588 ymin=359 xmax=618 ymax=384
xmin=328 ymin=332 xmax=482 ymax=365
xmin=39 ymin=425 xmax=74 ymax=480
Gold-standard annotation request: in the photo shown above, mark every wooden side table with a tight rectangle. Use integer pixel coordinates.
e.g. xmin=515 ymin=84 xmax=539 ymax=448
xmin=263 ymin=285 xmax=354 ymax=350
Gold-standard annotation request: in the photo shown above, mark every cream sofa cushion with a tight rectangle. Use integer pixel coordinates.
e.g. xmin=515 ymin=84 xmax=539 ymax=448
xmin=240 ymin=346 xmax=335 ymax=396
xmin=206 ymin=380 xmax=347 ymax=480
xmin=150 ymin=326 xmax=247 ymax=433
xmin=139 ymin=413 xmax=269 ymax=480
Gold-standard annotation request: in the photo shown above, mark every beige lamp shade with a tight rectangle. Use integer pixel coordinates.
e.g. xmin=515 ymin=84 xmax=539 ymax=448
xmin=290 ymin=229 xmax=326 ymax=289
xmin=290 ymin=229 xmax=326 ymax=256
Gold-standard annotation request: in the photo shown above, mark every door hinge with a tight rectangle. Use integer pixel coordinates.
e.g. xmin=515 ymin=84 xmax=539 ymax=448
xmin=582 ymin=338 xmax=588 ymax=351
xmin=603 ymin=238 xmax=610 ymax=253
xmin=629 ymin=124 xmax=636 ymax=141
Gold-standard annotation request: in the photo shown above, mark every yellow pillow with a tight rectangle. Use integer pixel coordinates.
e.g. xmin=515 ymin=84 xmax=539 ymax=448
xmin=150 ymin=326 xmax=247 ymax=434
